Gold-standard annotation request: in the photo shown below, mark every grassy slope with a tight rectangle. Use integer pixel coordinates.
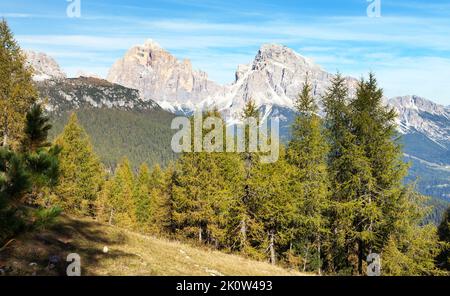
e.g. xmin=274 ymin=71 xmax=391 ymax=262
xmin=0 ymin=215 xmax=306 ymax=276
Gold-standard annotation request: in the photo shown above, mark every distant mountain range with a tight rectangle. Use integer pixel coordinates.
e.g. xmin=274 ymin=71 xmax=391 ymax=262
xmin=25 ymin=42 xmax=450 ymax=216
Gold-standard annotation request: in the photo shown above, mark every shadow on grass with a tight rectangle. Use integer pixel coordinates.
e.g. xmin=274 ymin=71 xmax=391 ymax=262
xmin=0 ymin=215 xmax=139 ymax=276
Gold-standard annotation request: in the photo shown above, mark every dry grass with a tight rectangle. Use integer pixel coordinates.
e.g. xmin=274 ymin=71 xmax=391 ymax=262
xmin=0 ymin=215 xmax=308 ymax=276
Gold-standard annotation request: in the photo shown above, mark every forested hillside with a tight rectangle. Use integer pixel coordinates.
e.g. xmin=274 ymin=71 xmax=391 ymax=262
xmin=49 ymin=108 xmax=177 ymax=169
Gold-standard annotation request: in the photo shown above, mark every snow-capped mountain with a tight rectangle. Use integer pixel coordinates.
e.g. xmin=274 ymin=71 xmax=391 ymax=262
xmin=25 ymin=50 xmax=66 ymax=81
xmin=389 ymin=95 xmax=450 ymax=149
xmin=107 ymin=39 xmax=223 ymax=113
xmin=388 ymin=96 xmax=450 ymax=201
xmin=200 ymin=44 xmax=357 ymax=119
xmin=107 ymin=42 xmax=357 ymax=120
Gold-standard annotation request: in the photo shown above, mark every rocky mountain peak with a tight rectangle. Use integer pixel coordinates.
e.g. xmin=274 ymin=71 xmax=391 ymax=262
xmin=200 ymin=43 xmax=357 ymax=119
xmin=254 ymin=44 xmax=318 ymax=72
xmin=388 ymin=95 xmax=450 ymax=144
xmin=142 ymin=39 xmax=162 ymax=50
xmin=107 ymin=39 xmax=223 ymax=112
xmin=25 ymin=50 xmax=66 ymax=81
xmin=389 ymin=95 xmax=449 ymax=116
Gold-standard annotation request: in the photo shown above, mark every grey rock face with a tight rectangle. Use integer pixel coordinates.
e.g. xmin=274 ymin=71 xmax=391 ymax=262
xmin=25 ymin=50 xmax=66 ymax=81
xmin=388 ymin=95 xmax=450 ymax=146
xmin=106 ymin=39 xmax=223 ymax=113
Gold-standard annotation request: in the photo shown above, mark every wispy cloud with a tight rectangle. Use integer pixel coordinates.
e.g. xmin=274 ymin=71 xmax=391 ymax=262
xmin=3 ymin=0 xmax=450 ymax=104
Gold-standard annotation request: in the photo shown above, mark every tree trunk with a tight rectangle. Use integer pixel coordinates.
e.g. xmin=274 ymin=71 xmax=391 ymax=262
xmin=198 ymin=227 xmax=202 ymax=243
xmin=358 ymin=239 xmax=363 ymax=275
xmin=2 ymin=131 xmax=7 ymax=147
xmin=303 ymin=246 xmax=309 ymax=272
xmin=108 ymin=209 xmax=114 ymax=225
xmin=269 ymin=230 xmax=275 ymax=265
xmin=317 ymin=235 xmax=322 ymax=275
xmin=240 ymin=216 xmax=247 ymax=249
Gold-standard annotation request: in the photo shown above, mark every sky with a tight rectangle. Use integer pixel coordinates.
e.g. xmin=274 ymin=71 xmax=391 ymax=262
xmin=1 ymin=0 xmax=450 ymax=104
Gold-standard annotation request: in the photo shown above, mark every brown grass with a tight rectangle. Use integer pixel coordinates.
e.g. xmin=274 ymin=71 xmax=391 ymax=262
xmin=0 ymin=215 xmax=309 ymax=276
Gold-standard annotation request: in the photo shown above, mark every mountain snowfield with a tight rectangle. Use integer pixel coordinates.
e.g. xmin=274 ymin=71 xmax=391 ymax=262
xmin=24 ymin=44 xmax=450 ymax=204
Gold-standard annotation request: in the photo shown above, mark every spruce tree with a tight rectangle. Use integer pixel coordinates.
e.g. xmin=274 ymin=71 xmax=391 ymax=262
xmin=0 ymin=19 xmax=37 ymax=148
xmin=53 ymin=113 xmax=104 ymax=215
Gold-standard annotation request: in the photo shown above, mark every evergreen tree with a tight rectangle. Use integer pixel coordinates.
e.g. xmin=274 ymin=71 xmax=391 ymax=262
xmin=21 ymin=104 xmax=52 ymax=152
xmin=20 ymin=104 xmax=60 ymax=204
xmin=0 ymin=148 xmax=30 ymax=243
xmin=287 ymin=79 xmax=330 ymax=273
xmin=1 ymin=105 xmax=60 ymax=243
xmin=53 ymin=113 xmax=104 ymax=215
xmin=0 ymin=19 xmax=37 ymax=148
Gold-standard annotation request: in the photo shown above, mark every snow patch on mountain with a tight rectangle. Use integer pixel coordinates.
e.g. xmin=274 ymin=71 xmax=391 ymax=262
xmin=388 ymin=95 xmax=450 ymax=147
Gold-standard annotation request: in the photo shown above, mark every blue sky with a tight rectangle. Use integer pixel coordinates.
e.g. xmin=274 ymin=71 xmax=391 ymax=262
xmin=1 ymin=0 xmax=450 ymax=104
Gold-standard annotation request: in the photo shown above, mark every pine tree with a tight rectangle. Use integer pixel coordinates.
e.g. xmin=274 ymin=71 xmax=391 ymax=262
xmin=53 ymin=113 xmax=104 ymax=215
xmin=1 ymin=105 xmax=60 ymax=243
xmin=0 ymin=148 xmax=30 ymax=243
xmin=20 ymin=104 xmax=60 ymax=205
xmin=287 ymin=79 xmax=330 ymax=273
xmin=0 ymin=19 xmax=37 ymax=148
xmin=21 ymin=104 xmax=52 ymax=152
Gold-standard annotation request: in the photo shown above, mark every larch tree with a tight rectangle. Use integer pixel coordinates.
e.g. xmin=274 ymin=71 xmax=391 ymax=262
xmin=172 ymin=110 xmax=243 ymax=247
xmin=133 ymin=163 xmax=152 ymax=232
xmin=107 ymin=157 xmax=136 ymax=229
xmin=0 ymin=19 xmax=37 ymax=149
xmin=53 ymin=113 xmax=104 ymax=216
xmin=287 ymin=78 xmax=330 ymax=274
xmin=322 ymin=73 xmax=374 ymax=274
